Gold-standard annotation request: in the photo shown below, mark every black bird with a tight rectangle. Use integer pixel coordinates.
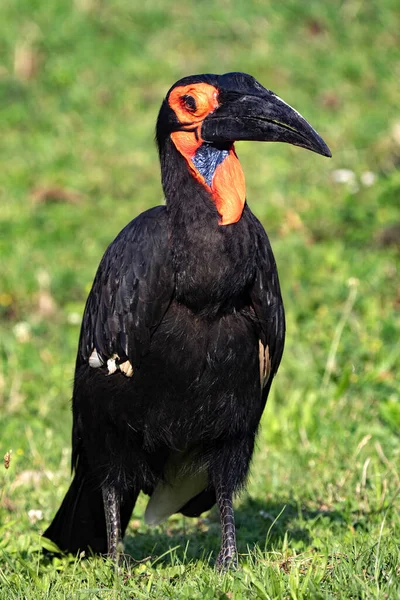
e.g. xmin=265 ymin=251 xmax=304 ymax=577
xmin=44 ymin=72 xmax=330 ymax=569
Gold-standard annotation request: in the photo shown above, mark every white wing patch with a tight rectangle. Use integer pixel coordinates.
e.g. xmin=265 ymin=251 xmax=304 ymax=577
xmin=107 ymin=355 xmax=118 ymax=374
xmin=89 ymin=348 xmax=103 ymax=368
xmin=144 ymin=453 xmax=208 ymax=526
xmin=120 ymin=360 xmax=134 ymax=377
xmin=89 ymin=348 xmax=134 ymax=377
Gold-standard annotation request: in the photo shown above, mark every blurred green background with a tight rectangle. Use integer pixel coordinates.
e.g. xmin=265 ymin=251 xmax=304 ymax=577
xmin=1 ymin=0 xmax=399 ymax=597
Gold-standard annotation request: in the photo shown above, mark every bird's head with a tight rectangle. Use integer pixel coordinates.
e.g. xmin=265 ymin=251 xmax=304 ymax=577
xmin=157 ymin=72 xmax=331 ymax=225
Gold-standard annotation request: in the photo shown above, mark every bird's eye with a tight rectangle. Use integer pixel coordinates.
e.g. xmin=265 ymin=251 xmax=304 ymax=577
xmin=181 ymin=95 xmax=197 ymax=112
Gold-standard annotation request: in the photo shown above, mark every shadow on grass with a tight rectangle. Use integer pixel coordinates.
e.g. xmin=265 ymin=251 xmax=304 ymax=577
xmin=122 ymin=496 xmax=348 ymax=566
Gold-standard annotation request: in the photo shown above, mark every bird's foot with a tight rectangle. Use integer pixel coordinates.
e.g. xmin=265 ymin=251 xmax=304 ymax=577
xmin=214 ymin=480 xmax=238 ymax=572
xmin=105 ymin=540 xmax=125 ymax=570
xmin=216 ymin=548 xmax=238 ymax=572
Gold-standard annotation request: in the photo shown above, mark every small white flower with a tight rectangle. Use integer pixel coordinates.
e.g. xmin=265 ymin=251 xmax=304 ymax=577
xmin=13 ymin=322 xmax=31 ymax=343
xmin=360 ymin=171 xmax=376 ymax=187
xmin=347 ymin=277 xmax=360 ymax=288
xmin=28 ymin=509 xmax=43 ymax=524
xmin=332 ymin=169 xmax=356 ymax=184
xmin=259 ymin=510 xmax=274 ymax=520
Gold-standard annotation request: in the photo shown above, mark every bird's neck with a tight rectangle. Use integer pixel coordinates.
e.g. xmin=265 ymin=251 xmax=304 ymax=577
xmin=159 ymin=139 xmax=255 ymax=314
xmin=163 ymin=135 xmax=246 ymax=226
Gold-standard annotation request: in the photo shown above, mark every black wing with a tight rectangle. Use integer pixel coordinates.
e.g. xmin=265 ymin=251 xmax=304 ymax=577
xmin=249 ymin=215 xmax=286 ymax=396
xmin=77 ymin=206 xmax=174 ymax=369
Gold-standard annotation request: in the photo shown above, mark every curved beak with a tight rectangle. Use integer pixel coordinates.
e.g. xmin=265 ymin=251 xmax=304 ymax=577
xmin=201 ymin=90 xmax=331 ymax=158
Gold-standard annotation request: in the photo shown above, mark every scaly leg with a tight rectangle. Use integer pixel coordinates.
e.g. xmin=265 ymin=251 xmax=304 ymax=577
xmin=215 ymin=480 xmax=237 ymax=571
xmin=102 ymin=485 xmax=123 ymax=562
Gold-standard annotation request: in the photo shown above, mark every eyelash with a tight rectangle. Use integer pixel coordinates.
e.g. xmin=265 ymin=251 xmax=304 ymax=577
xmin=182 ymin=95 xmax=197 ymax=112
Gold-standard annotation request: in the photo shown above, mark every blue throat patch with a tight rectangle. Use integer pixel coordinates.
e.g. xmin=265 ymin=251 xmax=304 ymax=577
xmin=192 ymin=144 xmax=229 ymax=187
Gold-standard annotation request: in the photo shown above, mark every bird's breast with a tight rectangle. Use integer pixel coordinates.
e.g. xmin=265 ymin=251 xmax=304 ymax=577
xmin=132 ymin=300 xmax=261 ymax=450
xmin=171 ymin=209 xmax=257 ymax=315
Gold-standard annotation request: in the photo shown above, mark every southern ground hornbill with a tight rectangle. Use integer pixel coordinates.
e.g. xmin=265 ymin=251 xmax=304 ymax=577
xmin=44 ymin=72 xmax=330 ymax=569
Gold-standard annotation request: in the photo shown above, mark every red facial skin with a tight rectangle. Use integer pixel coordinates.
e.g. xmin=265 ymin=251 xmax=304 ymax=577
xmin=168 ymin=83 xmax=246 ymax=226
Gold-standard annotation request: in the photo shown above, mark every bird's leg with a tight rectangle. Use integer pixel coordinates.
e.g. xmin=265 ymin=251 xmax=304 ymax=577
xmin=102 ymin=485 xmax=123 ymax=562
xmin=215 ymin=479 xmax=237 ymax=571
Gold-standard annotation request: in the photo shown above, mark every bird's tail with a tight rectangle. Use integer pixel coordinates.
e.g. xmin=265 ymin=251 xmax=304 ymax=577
xmin=43 ymin=463 xmax=137 ymax=555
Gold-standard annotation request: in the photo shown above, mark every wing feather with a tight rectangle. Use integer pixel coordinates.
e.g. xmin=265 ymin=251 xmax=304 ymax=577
xmin=249 ymin=216 xmax=286 ymax=392
xmin=77 ymin=206 xmax=173 ymax=369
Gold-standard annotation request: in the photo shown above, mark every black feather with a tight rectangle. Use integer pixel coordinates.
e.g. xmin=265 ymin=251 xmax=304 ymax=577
xmin=44 ymin=75 xmax=286 ymax=559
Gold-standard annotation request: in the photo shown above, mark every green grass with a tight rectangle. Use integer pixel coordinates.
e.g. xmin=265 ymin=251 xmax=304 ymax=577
xmin=1 ymin=0 xmax=400 ymax=597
